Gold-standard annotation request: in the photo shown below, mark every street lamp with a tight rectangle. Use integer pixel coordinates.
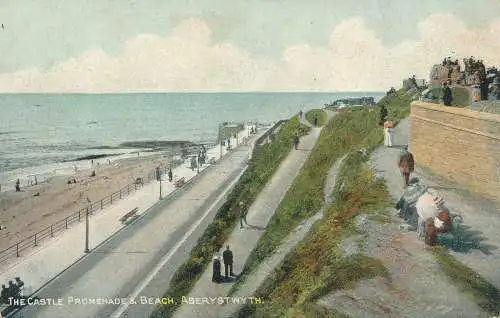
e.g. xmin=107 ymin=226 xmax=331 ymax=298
xmin=158 ymin=166 xmax=163 ymax=200
xmin=84 ymin=197 xmax=90 ymax=253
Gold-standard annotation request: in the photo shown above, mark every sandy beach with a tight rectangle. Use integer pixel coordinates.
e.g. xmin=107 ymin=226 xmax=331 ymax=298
xmin=0 ymin=153 xmax=178 ymax=251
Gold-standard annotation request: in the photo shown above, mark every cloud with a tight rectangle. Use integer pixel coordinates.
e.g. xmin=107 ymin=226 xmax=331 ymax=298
xmin=1 ymin=14 xmax=500 ymax=92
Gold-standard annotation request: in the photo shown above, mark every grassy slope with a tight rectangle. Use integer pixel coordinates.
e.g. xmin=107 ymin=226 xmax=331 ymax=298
xmin=232 ymin=90 xmax=414 ymax=295
xmin=305 ymin=109 xmax=327 ymax=126
xmin=237 ymin=151 xmax=391 ymax=317
xmin=149 ymin=116 xmax=310 ymax=318
xmin=236 ymin=88 xmax=500 ymax=317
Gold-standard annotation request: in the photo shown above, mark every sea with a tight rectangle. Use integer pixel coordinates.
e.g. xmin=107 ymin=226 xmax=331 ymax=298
xmin=0 ymin=92 xmax=384 ymax=189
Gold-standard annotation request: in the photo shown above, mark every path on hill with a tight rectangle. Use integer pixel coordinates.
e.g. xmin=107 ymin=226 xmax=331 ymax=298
xmin=11 ymin=133 xmax=261 ymax=318
xmin=317 ymin=117 xmax=498 ymax=317
xmin=173 ymin=111 xmax=337 ymax=318
xmin=217 ymin=153 xmax=348 ymax=317
xmin=173 ymin=122 xmax=322 ymax=318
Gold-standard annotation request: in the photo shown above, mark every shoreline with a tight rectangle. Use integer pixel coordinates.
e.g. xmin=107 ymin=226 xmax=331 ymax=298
xmin=0 ymin=151 xmax=179 ymax=251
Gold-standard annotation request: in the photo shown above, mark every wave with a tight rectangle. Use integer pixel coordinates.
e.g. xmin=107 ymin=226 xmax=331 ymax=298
xmin=62 ymin=153 xmax=125 ymax=162
xmin=118 ymin=140 xmax=194 ymax=149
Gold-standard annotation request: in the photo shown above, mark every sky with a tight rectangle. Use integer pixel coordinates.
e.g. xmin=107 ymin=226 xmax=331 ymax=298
xmin=0 ymin=0 xmax=499 ymax=92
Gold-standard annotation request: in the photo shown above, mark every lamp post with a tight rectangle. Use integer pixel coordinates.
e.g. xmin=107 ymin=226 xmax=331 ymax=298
xmin=197 ymin=148 xmax=200 ymax=174
xmin=158 ymin=166 xmax=163 ymax=200
xmin=84 ymin=197 xmax=90 ymax=253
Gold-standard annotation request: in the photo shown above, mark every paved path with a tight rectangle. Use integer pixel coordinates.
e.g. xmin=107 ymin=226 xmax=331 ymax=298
xmin=173 ymin=125 xmax=322 ymax=318
xmin=371 ymin=117 xmax=500 ymax=290
xmin=218 ymin=153 xmax=348 ymax=317
xmin=9 ymin=129 xmax=264 ymax=318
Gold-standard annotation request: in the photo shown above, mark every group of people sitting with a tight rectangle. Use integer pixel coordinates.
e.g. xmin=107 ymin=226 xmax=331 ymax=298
xmin=0 ymin=278 xmax=24 ymax=305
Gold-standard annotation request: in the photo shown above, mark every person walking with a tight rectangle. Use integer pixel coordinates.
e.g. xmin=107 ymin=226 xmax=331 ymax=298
xmin=222 ymin=245 xmax=234 ymax=277
xmin=212 ymin=255 xmax=222 ymax=283
xmin=168 ymin=169 xmax=173 ymax=182
xmin=293 ymin=134 xmax=299 ymax=150
xmin=239 ymin=201 xmax=248 ymax=229
xmin=398 ymin=146 xmax=415 ymax=187
xmin=299 ymin=110 xmax=303 ymax=119
xmin=442 ymin=82 xmax=453 ymax=106
xmin=384 ymin=120 xmax=394 ymax=147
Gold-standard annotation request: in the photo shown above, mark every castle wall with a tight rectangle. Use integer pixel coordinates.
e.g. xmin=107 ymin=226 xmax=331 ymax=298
xmin=411 ymin=101 xmax=500 ymax=202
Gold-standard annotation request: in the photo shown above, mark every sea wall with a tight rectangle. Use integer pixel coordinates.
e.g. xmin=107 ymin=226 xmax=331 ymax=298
xmin=411 ymin=101 xmax=500 ymax=202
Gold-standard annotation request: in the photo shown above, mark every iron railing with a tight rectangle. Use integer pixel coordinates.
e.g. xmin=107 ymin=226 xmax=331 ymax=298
xmin=0 ymin=143 xmax=220 ymax=265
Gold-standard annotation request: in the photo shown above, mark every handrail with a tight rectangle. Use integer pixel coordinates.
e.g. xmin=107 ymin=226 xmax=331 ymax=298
xmin=0 ymin=144 xmax=218 ymax=265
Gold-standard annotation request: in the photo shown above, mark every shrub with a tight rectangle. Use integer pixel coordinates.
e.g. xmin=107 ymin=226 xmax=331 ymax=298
xmin=305 ymin=109 xmax=328 ymax=126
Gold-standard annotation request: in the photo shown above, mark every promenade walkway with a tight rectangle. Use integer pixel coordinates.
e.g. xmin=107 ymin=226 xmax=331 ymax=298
xmin=4 ymin=125 xmax=263 ymax=318
xmin=173 ymin=119 xmax=321 ymax=318
xmin=371 ymin=117 xmax=500 ymax=290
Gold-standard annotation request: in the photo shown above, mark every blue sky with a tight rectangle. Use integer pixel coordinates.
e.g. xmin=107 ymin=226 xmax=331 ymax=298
xmin=0 ymin=0 xmax=499 ymax=92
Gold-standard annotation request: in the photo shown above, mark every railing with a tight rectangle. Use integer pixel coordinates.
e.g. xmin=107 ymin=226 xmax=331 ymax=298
xmin=0 ymin=143 xmax=219 ymax=265
xmin=252 ymin=120 xmax=287 ymax=156
xmin=0 ymin=170 xmax=157 ymax=265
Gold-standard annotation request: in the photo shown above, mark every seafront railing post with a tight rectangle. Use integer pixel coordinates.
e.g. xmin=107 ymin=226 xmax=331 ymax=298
xmin=34 ymin=233 xmax=37 ymax=247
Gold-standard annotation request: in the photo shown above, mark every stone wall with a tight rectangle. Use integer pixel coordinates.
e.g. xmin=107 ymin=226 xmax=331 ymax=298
xmin=411 ymin=101 xmax=500 ymax=202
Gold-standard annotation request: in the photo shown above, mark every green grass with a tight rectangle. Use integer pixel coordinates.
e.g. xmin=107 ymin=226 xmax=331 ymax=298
xmin=236 ymin=151 xmax=391 ymax=317
xmin=150 ymin=116 xmax=310 ymax=318
xmin=230 ymin=89 xmax=418 ymax=297
xmin=305 ymin=109 xmax=328 ymax=126
xmin=432 ymin=246 xmax=500 ymax=316
xmin=429 ymin=86 xmax=471 ymax=107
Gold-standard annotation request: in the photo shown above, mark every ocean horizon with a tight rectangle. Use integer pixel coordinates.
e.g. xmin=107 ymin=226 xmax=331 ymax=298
xmin=0 ymin=92 xmax=384 ymax=186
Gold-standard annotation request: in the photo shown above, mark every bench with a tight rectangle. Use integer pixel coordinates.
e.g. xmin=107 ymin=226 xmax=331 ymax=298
xmin=120 ymin=207 xmax=139 ymax=224
xmin=175 ymin=177 xmax=186 ymax=188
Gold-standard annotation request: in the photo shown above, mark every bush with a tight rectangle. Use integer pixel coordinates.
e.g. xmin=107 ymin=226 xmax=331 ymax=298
xmin=305 ymin=109 xmax=328 ymax=126
xmin=150 ymin=116 xmax=310 ymax=318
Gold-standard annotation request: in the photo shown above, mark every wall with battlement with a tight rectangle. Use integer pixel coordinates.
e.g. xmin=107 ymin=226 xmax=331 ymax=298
xmin=411 ymin=101 xmax=500 ymax=202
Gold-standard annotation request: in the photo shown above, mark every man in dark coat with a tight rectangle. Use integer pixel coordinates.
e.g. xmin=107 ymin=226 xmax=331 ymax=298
xmin=212 ymin=256 xmax=222 ymax=283
xmin=222 ymin=245 xmax=234 ymax=277
xmin=293 ymin=134 xmax=299 ymax=150
xmin=442 ymin=82 xmax=453 ymax=106
xmin=398 ymin=146 xmax=415 ymax=187
xmin=168 ymin=169 xmax=173 ymax=182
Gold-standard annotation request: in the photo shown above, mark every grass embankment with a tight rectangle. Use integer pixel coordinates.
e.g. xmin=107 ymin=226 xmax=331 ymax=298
xmin=237 ymin=151 xmax=392 ymax=317
xmin=231 ymin=89 xmax=416 ymax=296
xmin=433 ymin=247 xmax=500 ymax=316
xmin=150 ymin=116 xmax=310 ymax=318
xmin=305 ymin=109 xmax=327 ymax=126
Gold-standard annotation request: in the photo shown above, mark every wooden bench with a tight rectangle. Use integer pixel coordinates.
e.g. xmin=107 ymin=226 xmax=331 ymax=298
xmin=175 ymin=177 xmax=186 ymax=188
xmin=120 ymin=207 xmax=139 ymax=224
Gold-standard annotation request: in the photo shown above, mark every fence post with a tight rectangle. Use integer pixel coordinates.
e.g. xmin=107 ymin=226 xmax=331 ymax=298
xmin=50 ymin=225 xmax=53 ymax=237
xmin=79 ymin=210 xmax=81 ymax=222
xmin=111 ymin=193 xmax=113 ymax=204
xmin=101 ymin=199 xmax=103 ymax=209
xmin=34 ymin=233 xmax=37 ymax=247
xmin=135 ymin=183 xmax=137 ymax=190
xmin=16 ymin=243 xmax=19 ymax=257
xmin=65 ymin=218 xmax=68 ymax=229
xmin=128 ymin=184 xmax=130 ymax=195
xmin=120 ymin=189 xmax=122 ymax=199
